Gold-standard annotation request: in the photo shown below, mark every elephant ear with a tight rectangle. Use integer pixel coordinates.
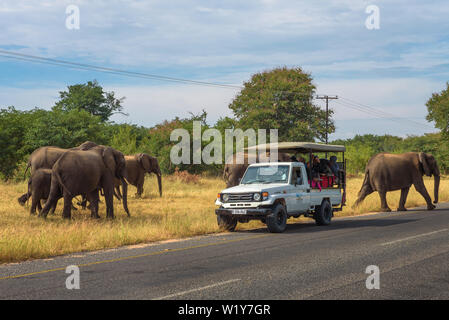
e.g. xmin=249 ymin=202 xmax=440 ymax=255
xmin=137 ymin=153 xmax=151 ymax=172
xmin=419 ymin=152 xmax=431 ymax=177
xmin=149 ymin=156 xmax=161 ymax=174
xmin=102 ymin=147 xmax=117 ymax=177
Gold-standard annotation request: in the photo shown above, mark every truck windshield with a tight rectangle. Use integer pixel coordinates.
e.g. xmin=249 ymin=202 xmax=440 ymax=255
xmin=241 ymin=165 xmax=290 ymax=184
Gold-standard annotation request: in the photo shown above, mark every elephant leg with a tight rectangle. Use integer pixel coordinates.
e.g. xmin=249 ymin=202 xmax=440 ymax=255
xmin=37 ymin=198 xmax=43 ymax=212
xmin=80 ymin=194 xmax=88 ymax=210
xmin=397 ymin=187 xmax=410 ymax=211
xmin=49 ymin=200 xmax=57 ymax=215
xmin=104 ymin=188 xmax=114 ymax=219
xmin=62 ymin=194 xmax=73 ymax=219
xmin=102 ymin=175 xmax=115 ymax=219
xmin=18 ymin=193 xmax=30 ymax=206
xmin=378 ymin=190 xmax=391 ymax=212
xmin=39 ymin=181 xmax=60 ymax=218
xmin=30 ymin=196 xmax=38 ymax=216
xmin=136 ymin=183 xmax=143 ymax=198
xmin=413 ymin=180 xmax=435 ymax=210
xmin=88 ymin=190 xmax=100 ymax=219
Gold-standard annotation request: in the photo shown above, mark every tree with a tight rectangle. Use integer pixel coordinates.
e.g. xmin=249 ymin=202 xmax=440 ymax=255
xmin=109 ymin=124 xmax=151 ymax=155
xmin=23 ymin=108 xmax=110 ymax=151
xmin=0 ymin=107 xmax=31 ymax=179
xmin=228 ymin=67 xmax=333 ymax=142
xmin=54 ymin=80 xmax=127 ymax=122
xmin=426 ymin=82 xmax=449 ymax=138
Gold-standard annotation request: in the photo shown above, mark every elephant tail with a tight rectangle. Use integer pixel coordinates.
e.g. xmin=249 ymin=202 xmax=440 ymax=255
xmin=54 ymin=169 xmax=73 ymax=197
xmin=352 ymin=169 xmax=373 ymax=208
xmin=24 ymin=161 xmax=31 ymax=180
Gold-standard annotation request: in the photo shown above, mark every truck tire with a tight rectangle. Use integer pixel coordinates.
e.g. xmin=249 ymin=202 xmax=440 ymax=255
xmin=315 ymin=199 xmax=332 ymax=226
xmin=266 ymin=204 xmax=287 ymax=233
xmin=217 ymin=214 xmax=237 ymax=231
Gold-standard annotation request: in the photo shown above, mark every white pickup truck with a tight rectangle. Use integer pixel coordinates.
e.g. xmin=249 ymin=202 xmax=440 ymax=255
xmin=215 ymin=142 xmax=346 ymax=233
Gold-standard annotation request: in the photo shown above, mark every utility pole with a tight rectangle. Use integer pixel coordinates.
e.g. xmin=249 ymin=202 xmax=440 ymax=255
xmin=316 ymin=95 xmax=338 ymax=145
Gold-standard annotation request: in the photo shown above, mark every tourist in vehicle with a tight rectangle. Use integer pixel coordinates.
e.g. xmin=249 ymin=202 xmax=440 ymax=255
xmin=308 ymin=155 xmax=322 ymax=190
xmin=329 ymin=156 xmax=340 ymax=176
xmin=319 ymin=158 xmax=332 ymax=175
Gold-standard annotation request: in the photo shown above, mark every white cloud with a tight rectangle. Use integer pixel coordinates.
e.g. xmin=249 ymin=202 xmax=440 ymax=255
xmin=1 ymin=0 xmax=448 ymax=140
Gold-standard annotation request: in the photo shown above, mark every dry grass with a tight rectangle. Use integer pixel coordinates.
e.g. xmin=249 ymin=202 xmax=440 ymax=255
xmin=0 ymin=174 xmax=447 ymax=263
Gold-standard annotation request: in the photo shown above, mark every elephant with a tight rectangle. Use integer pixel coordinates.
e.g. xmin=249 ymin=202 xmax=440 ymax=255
xmin=18 ymin=169 xmax=60 ymax=215
xmin=115 ymin=153 xmax=162 ymax=198
xmin=19 ymin=146 xmax=68 ymax=204
xmin=74 ymin=142 xmax=130 ymax=216
xmin=223 ymin=151 xmax=291 ymax=187
xmin=40 ymin=145 xmax=130 ymax=219
xmin=20 ymin=143 xmax=95 ymax=204
xmin=353 ymin=152 xmax=440 ymax=212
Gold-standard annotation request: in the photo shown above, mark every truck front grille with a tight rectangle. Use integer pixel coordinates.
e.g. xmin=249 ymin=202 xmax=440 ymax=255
xmin=228 ymin=193 xmax=254 ymax=202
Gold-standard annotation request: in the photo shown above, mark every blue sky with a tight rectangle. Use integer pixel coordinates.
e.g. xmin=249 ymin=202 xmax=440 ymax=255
xmin=1 ymin=0 xmax=448 ymax=139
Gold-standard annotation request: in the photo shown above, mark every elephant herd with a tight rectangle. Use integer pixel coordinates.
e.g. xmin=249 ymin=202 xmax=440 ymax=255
xmin=17 ymin=141 xmax=162 ymax=219
xmin=17 ymin=145 xmax=440 ymax=220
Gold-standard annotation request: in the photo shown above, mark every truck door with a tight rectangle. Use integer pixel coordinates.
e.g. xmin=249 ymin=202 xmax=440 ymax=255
xmin=288 ymin=165 xmax=310 ymax=213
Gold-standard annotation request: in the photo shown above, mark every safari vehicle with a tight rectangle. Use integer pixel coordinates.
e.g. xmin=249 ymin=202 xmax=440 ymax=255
xmin=215 ymin=142 xmax=346 ymax=233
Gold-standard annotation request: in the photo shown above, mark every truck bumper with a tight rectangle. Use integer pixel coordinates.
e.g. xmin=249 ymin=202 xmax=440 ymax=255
xmin=215 ymin=207 xmax=272 ymax=218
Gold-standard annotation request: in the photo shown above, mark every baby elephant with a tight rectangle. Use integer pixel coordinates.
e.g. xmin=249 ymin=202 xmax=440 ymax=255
xmin=17 ymin=169 xmax=60 ymax=215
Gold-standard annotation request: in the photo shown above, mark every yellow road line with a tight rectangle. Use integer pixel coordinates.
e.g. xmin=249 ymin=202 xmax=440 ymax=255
xmin=0 ymin=234 xmax=269 ymax=281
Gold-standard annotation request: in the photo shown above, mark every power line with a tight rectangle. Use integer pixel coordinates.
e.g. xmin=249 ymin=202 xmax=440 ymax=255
xmin=0 ymin=49 xmax=436 ymax=131
xmin=0 ymin=49 xmax=243 ymax=89
xmin=338 ymin=96 xmax=434 ymax=129
xmin=333 ymin=100 xmax=433 ymax=130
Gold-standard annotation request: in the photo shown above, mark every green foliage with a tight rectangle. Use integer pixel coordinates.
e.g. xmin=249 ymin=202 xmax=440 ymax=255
xmin=109 ymin=124 xmax=151 ymax=156
xmin=0 ymin=106 xmax=109 ymax=180
xmin=228 ymin=67 xmax=333 ymax=142
xmin=426 ymin=82 xmax=449 ymax=138
xmin=146 ymin=110 xmax=220 ymax=175
xmin=54 ymin=80 xmax=126 ymax=122
xmin=0 ymin=107 xmax=31 ymax=179
xmin=2 ymin=77 xmax=447 ymax=181
xmin=23 ymin=108 xmax=109 ymax=151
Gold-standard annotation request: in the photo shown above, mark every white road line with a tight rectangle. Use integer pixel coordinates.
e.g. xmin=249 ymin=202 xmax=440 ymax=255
xmin=381 ymin=228 xmax=448 ymax=246
xmin=153 ymin=278 xmax=241 ymax=300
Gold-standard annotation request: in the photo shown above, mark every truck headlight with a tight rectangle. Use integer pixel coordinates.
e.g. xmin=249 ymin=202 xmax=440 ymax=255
xmin=253 ymin=193 xmax=261 ymax=201
xmin=222 ymin=194 xmax=229 ymax=202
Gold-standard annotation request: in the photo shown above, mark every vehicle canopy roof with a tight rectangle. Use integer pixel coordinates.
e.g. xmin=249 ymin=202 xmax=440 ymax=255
xmin=245 ymin=142 xmax=346 ymax=154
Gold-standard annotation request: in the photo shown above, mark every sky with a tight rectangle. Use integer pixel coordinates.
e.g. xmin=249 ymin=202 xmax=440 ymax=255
xmin=1 ymin=0 xmax=448 ymax=140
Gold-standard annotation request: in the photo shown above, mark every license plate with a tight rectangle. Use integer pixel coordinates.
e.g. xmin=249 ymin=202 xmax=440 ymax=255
xmin=232 ymin=209 xmax=247 ymax=215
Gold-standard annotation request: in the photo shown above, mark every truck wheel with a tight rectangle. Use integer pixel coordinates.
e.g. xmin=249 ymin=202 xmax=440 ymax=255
xmin=315 ymin=199 xmax=332 ymax=226
xmin=266 ymin=204 xmax=287 ymax=233
xmin=217 ymin=214 xmax=237 ymax=231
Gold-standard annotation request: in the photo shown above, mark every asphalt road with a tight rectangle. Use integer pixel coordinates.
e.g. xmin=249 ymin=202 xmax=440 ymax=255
xmin=1 ymin=203 xmax=449 ymax=300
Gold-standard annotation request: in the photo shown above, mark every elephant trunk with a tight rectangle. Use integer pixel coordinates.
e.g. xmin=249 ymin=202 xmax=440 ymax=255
xmin=157 ymin=173 xmax=162 ymax=197
xmin=121 ymin=178 xmax=130 ymax=217
xmin=434 ymin=174 xmax=440 ymax=204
